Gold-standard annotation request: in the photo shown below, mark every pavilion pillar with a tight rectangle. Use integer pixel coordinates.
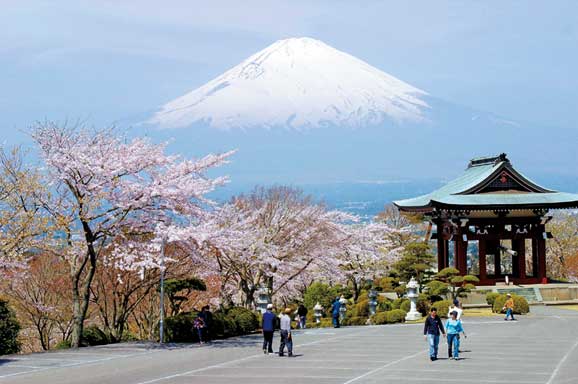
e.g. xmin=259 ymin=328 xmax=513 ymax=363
xmin=485 ymin=239 xmax=500 ymax=277
xmin=478 ymin=240 xmax=487 ymax=282
xmin=531 ymin=238 xmax=539 ymax=278
xmin=512 ymin=239 xmax=526 ymax=280
xmin=437 ymin=237 xmax=447 ymax=271
xmin=455 ymin=235 xmax=467 ymax=275
xmin=537 ymin=224 xmax=547 ymax=283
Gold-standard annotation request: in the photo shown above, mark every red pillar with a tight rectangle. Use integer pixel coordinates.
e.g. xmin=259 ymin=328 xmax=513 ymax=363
xmin=537 ymin=224 xmax=547 ymax=283
xmin=532 ymin=238 xmax=539 ymax=278
xmin=437 ymin=235 xmax=447 ymax=271
xmin=455 ymin=234 xmax=467 ymax=275
xmin=478 ymin=240 xmax=487 ymax=282
xmin=512 ymin=239 xmax=526 ymax=280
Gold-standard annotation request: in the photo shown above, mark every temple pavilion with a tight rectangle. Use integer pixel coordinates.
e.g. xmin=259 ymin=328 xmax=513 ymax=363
xmin=394 ymin=154 xmax=578 ymax=285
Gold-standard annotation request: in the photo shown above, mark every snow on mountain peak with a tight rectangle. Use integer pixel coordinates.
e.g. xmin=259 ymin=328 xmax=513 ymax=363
xmin=148 ymin=37 xmax=430 ymax=130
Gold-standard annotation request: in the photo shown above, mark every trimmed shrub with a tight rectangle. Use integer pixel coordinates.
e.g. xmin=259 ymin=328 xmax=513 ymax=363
xmin=350 ymin=298 xmax=369 ymax=318
xmin=400 ymin=300 xmax=411 ymax=313
xmin=226 ymin=307 xmax=259 ymax=334
xmin=54 ymin=340 xmax=71 ymax=350
xmin=310 ymin=318 xmax=334 ymax=328
xmin=391 ymin=298 xmax=406 ymax=310
xmin=377 ymin=296 xmax=392 ymax=312
xmin=486 ymin=292 xmax=500 ymax=306
xmin=386 ymin=309 xmax=406 ymax=324
xmin=82 ymin=325 xmax=110 ymax=346
xmin=492 ymin=294 xmax=530 ymax=314
xmin=343 ymin=316 xmax=368 ymax=326
xmin=417 ymin=293 xmax=431 ymax=315
xmin=212 ymin=312 xmax=237 ymax=338
xmin=0 ymin=300 xmax=20 ymax=355
xmin=164 ymin=313 xmax=197 ymax=342
xmin=372 ymin=310 xmax=406 ymax=325
xmin=431 ymin=300 xmax=452 ymax=318
xmin=372 ymin=312 xmax=388 ymax=325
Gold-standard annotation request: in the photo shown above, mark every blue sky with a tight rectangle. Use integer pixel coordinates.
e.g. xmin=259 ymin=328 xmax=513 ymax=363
xmin=1 ymin=1 xmax=577 ymax=166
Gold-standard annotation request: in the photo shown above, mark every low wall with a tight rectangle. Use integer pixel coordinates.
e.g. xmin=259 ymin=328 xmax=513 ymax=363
xmin=539 ymin=286 xmax=578 ymax=301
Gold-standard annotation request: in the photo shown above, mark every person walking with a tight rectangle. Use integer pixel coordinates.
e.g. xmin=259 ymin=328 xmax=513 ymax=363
xmin=445 ymin=310 xmax=467 ymax=360
xmin=279 ymin=308 xmax=293 ymax=357
xmin=423 ymin=307 xmax=445 ymax=361
xmin=198 ymin=305 xmax=213 ymax=342
xmin=447 ymin=303 xmax=463 ymax=320
xmin=447 ymin=303 xmax=464 ymax=352
xmin=262 ymin=303 xmax=276 ymax=354
xmin=331 ymin=297 xmax=341 ymax=328
xmin=297 ymin=304 xmax=308 ymax=329
xmin=503 ymin=293 xmax=516 ymax=321
xmin=193 ymin=315 xmax=205 ymax=344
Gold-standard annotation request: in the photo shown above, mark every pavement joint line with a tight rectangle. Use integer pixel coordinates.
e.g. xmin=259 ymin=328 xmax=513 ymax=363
xmin=382 ymin=368 xmax=550 ymax=375
xmin=545 ymin=334 xmax=578 ymax=384
xmin=186 ymin=374 xmax=352 ymax=379
xmin=341 ymin=349 xmax=426 ymax=384
xmin=364 ymin=377 xmax=544 ymax=384
xmin=0 ymin=350 xmax=161 ymax=379
xmin=132 ymin=327 xmax=375 ymax=384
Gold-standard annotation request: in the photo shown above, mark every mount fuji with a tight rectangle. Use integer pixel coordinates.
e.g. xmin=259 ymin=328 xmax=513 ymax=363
xmin=137 ymin=37 xmax=575 ymax=204
xmin=148 ymin=37 xmax=429 ymax=131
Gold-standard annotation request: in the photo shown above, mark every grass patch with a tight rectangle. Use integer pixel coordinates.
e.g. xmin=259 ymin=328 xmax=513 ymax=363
xmin=462 ymin=308 xmax=499 ymax=317
xmin=556 ymin=305 xmax=578 ymax=311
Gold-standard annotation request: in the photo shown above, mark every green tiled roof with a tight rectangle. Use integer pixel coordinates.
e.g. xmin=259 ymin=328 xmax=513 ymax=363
xmin=394 ymin=154 xmax=578 ymax=211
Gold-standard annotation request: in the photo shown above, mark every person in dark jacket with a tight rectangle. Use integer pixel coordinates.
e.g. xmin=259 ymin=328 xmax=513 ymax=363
xmin=331 ymin=297 xmax=341 ymax=328
xmin=297 ymin=304 xmax=308 ymax=329
xmin=423 ymin=307 xmax=446 ymax=361
xmin=198 ymin=305 xmax=213 ymax=342
xmin=262 ymin=304 xmax=276 ymax=354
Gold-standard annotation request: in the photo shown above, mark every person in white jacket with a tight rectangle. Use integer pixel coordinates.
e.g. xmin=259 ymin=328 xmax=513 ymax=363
xmin=278 ymin=308 xmax=293 ymax=357
xmin=447 ymin=304 xmax=463 ymax=320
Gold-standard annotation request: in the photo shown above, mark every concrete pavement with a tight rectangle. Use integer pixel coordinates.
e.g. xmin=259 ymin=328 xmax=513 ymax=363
xmin=1 ymin=306 xmax=577 ymax=384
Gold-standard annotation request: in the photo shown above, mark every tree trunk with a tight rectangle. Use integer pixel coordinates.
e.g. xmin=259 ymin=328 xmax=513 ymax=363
xmin=351 ymin=277 xmax=359 ymax=302
xmin=70 ymin=247 xmax=97 ymax=348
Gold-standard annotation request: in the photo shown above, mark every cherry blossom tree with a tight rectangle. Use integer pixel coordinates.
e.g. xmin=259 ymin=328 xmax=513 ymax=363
xmin=30 ymin=122 xmax=233 ymax=347
xmin=192 ymin=187 xmax=355 ymax=307
xmin=336 ymin=222 xmax=403 ymax=301
xmin=0 ymin=147 xmax=49 ymax=274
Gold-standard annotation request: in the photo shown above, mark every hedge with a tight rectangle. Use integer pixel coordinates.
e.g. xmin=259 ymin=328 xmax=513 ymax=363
xmin=350 ymin=298 xmax=369 ymax=318
xmin=343 ymin=316 xmax=369 ymax=326
xmin=431 ymin=300 xmax=452 ymax=318
xmin=372 ymin=309 xmax=406 ymax=325
xmin=164 ymin=307 xmax=260 ymax=342
xmin=0 ymin=299 xmax=20 ymax=355
xmin=492 ymin=294 xmax=530 ymax=315
xmin=82 ymin=325 xmax=110 ymax=346
xmin=226 ymin=307 xmax=259 ymax=335
xmin=486 ymin=292 xmax=500 ymax=306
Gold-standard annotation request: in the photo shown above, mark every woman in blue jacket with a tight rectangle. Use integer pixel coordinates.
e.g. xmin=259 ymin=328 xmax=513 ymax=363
xmin=445 ymin=310 xmax=467 ymax=360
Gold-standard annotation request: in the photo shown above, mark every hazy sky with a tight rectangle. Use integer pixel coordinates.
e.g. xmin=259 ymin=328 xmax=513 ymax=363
xmin=1 ymin=1 xmax=577 ymax=145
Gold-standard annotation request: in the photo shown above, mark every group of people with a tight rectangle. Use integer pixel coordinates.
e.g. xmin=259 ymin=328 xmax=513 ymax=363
xmin=262 ymin=304 xmax=295 ymax=356
xmin=262 ymin=293 xmax=517 ymax=361
xmin=423 ymin=301 xmax=467 ymax=361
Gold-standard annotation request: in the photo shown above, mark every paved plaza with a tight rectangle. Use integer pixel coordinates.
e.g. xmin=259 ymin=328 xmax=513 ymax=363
xmin=1 ymin=306 xmax=577 ymax=384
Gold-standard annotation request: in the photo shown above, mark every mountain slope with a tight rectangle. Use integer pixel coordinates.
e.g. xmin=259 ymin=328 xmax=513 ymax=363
xmin=148 ymin=37 xmax=429 ymax=130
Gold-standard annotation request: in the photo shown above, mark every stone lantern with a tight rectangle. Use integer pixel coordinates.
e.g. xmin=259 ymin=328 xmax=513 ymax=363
xmin=313 ymin=302 xmax=323 ymax=324
xmin=405 ymin=276 xmax=422 ymax=321
xmin=338 ymin=295 xmax=347 ymax=321
xmin=368 ymin=289 xmax=378 ymax=316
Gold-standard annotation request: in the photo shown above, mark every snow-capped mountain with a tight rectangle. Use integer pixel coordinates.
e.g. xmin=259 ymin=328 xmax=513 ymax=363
xmin=148 ymin=37 xmax=430 ymax=130
xmin=137 ymin=37 xmax=576 ymax=189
